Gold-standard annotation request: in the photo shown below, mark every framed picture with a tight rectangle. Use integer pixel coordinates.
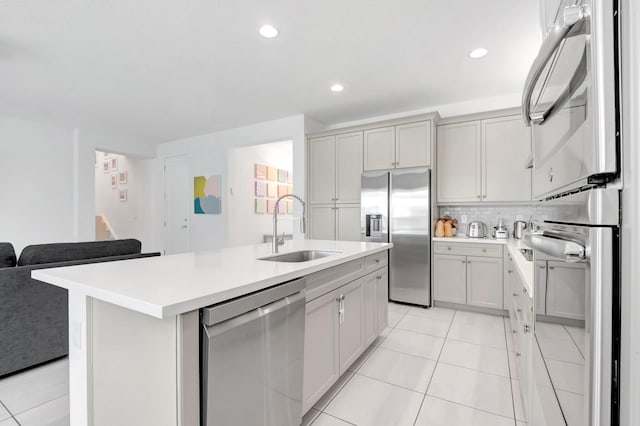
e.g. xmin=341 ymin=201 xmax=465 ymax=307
xmin=103 ymin=152 xmax=112 ymax=159
xmin=194 ymin=175 xmax=222 ymax=214
xmin=119 ymin=189 xmax=127 ymax=202
xmin=255 ymin=181 xmax=266 ymax=197
xmin=103 ymin=160 xmax=110 ymax=173
xmin=111 ymin=174 xmax=117 ymax=189
xmin=110 ymin=158 xmax=118 ymax=172
xmin=267 ymin=166 xmax=277 ymax=182
xmin=278 ymin=169 xmax=287 ymax=183
xmin=118 ymin=171 xmax=127 ymax=184
xmin=255 ymin=164 xmax=266 ymax=180
xmin=267 ymin=182 xmax=277 ymax=198
xmin=254 ymin=198 xmax=266 ymax=214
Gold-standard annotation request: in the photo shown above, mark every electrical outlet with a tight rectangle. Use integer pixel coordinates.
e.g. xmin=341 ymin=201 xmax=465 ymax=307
xmin=461 ymin=215 xmax=468 ymax=223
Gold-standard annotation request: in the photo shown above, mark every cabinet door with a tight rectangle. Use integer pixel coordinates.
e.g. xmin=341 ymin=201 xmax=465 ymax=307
xmin=309 ymin=205 xmax=335 ymax=240
xmin=376 ymin=267 xmax=389 ymax=334
xmin=309 ymin=136 xmax=336 ymax=204
xmin=482 ymin=116 xmax=532 ymax=202
xmin=339 ymin=278 xmax=365 ymax=372
xmin=336 ymin=132 xmax=363 ymax=203
xmin=545 ymin=261 xmax=586 ymax=320
xmin=504 ymin=253 xmax=514 ymax=310
xmin=466 ymin=256 xmax=503 ymax=309
xmin=534 ymin=261 xmax=547 ymax=315
xmin=436 ymin=122 xmax=482 ymax=203
xmin=303 ymin=290 xmax=340 ymax=412
xmin=433 ymin=254 xmax=467 ymax=304
xmin=363 ymin=273 xmax=378 ymax=347
xmin=364 ymin=127 xmax=395 ymax=171
xmin=336 ymin=205 xmax=362 ymax=242
xmin=395 ymin=121 xmax=431 ymax=168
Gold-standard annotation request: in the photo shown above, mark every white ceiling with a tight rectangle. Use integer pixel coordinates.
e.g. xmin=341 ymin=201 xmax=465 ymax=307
xmin=0 ymin=0 xmax=541 ymax=144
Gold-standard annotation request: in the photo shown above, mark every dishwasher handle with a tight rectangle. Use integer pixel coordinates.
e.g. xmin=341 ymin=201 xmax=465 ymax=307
xmin=204 ymin=291 xmax=305 ymax=338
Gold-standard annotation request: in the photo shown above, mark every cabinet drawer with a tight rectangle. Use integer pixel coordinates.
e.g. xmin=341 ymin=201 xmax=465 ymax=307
xmin=306 ymin=259 xmax=365 ymax=302
xmin=433 ymin=242 xmax=503 ymax=258
xmin=365 ymin=251 xmax=388 ymax=274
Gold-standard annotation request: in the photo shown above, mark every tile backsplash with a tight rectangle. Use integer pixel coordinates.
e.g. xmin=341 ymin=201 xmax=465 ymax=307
xmin=438 ymin=204 xmax=551 ymax=235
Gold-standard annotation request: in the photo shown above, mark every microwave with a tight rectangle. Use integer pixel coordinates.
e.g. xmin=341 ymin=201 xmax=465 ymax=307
xmin=522 ymin=0 xmax=619 ymax=199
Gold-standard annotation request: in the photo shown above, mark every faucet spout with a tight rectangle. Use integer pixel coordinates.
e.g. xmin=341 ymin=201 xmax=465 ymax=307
xmin=273 ymin=194 xmax=306 ymax=253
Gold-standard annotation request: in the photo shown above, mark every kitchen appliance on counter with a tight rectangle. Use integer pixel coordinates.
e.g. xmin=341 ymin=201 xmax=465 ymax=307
xmin=521 ymin=0 xmax=621 ymax=424
xmin=200 ymin=278 xmax=305 ymax=426
xmin=466 ymin=221 xmax=488 ymax=238
xmin=361 ymin=168 xmax=431 ymax=306
xmin=492 ymin=218 xmax=509 ymax=239
xmin=513 ymin=220 xmax=528 ymax=239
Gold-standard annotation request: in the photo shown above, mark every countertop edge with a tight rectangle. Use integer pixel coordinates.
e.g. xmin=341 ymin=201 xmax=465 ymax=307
xmin=32 ymin=243 xmax=393 ymax=319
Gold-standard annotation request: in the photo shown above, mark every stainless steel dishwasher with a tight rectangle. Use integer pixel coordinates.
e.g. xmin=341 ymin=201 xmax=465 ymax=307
xmin=200 ymin=278 xmax=305 ymax=426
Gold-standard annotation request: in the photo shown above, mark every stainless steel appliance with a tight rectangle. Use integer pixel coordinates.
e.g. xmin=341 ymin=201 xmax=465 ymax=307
xmin=466 ymin=221 xmax=488 ymax=238
xmin=513 ymin=220 xmax=528 ymax=239
xmin=521 ymin=1 xmax=621 ymax=424
xmin=361 ymin=168 xmax=430 ymax=306
xmin=200 ymin=278 xmax=305 ymax=426
xmin=525 ymin=189 xmax=619 ymax=426
xmin=522 ymin=0 xmax=619 ymax=199
xmin=493 ymin=218 xmax=509 ymax=239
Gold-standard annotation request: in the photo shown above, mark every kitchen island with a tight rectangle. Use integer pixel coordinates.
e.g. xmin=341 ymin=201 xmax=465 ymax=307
xmin=32 ymin=239 xmax=392 ymax=426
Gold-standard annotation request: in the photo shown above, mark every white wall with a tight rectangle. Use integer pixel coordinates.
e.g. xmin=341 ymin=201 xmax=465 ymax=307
xmin=94 ymin=152 xmax=156 ymax=245
xmin=157 ymin=115 xmax=306 ymax=252
xmin=0 ymin=115 xmax=158 ymax=255
xmin=227 ymin=141 xmax=293 ymax=247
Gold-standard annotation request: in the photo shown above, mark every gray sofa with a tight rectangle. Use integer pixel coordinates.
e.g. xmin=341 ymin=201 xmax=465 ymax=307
xmin=0 ymin=239 xmax=160 ymax=377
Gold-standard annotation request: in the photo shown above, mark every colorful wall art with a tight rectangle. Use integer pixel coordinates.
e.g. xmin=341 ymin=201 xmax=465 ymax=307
xmin=194 ymin=175 xmax=222 ymax=214
xmin=253 ymin=163 xmax=292 ymax=215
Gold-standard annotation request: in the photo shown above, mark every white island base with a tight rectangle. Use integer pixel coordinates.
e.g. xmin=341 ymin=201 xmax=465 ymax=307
xmin=34 ymin=240 xmax=392 ymax=426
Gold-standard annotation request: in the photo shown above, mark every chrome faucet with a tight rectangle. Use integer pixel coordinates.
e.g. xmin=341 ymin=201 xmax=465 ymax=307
xmin=273 ymin=194 xmax=306 ymax=253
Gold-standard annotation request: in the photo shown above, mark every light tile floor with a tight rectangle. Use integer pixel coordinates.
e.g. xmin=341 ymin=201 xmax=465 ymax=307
xmin=303 ymin=303 xmax=527 ymax=426
xmin=0 ymin=357 xmax=69 ymax=426
xmin=0 ymin=304 xmax=533 ymax=426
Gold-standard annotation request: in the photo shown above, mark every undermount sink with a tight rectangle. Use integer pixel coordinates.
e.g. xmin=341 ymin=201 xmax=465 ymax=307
xmin=259 ymin=250 xmax=340 ymax=263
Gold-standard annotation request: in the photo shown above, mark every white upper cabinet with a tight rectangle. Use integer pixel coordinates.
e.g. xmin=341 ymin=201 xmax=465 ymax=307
xmin=335 ymin=132 xmax=364 ymax=203
xmin=309 ymin=132 xmax=363 ymax=204
xmin=364 ymin=127 xmax=395 ymax=171
xmin=437 ymin=121 xmax=482 ymax=203
xmin=309 ymin=136 xmax=336 ymax=204
xmin=364 ymin=121 xmax=432 ymax=171
xmin=482 ymin=116 xmax=532 ymax=202
xmin=395 ymin=121 xmax=431 ymax=168
xmin=437 ymin=115 xmax=531 ymax=203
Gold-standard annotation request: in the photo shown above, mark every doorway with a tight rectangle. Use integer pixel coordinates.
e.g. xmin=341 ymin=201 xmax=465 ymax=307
xmin=163 ymin=155 xmax=191 ymax=254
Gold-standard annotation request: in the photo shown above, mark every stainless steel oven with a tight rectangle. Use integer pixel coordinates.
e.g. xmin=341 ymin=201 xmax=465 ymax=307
xmin=522 ymin=0 xmax=619 ymax=199
xmin=525 ymin=188 xmax=620 ymax=426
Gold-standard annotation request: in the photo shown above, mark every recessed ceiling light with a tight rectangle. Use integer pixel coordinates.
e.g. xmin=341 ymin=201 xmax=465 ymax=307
xmin=259 ymin=25 xmax=278 ymax=38
xmin=469 ymin=48 xmax=488 ymax=59
xmin=330 ymin=83 xmax=344 ymax=92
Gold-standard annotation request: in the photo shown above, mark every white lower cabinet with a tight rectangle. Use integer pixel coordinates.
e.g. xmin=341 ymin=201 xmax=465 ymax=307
xmin=433 ymin=242 xmax=503 ymax=309
xmin=303 ymin=254 xmax=389 ymax=413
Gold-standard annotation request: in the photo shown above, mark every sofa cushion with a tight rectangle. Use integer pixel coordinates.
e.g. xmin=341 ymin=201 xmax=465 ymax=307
xmin=0 ymin=243 xmax=17 ymax=268
xmin=17 ymin=239 xmax=142 ymax=266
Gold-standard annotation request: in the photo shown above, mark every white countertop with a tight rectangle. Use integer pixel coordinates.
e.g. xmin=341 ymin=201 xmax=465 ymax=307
xmin=432 ymin=236 xmax=534 ymax=295
xmin=32 ymin=240 xmax=392 ymax=319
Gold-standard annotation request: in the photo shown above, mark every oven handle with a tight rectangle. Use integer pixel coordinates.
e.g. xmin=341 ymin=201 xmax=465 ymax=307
xmin=521 ymin=4 xmax=589 ymax=126
xmin=527 ymin=233 xmax=586 ymax=262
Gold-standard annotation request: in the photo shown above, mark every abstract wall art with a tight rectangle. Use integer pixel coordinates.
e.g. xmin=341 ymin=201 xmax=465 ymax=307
xmin=194 ymin=175 xmax=222 ymax=215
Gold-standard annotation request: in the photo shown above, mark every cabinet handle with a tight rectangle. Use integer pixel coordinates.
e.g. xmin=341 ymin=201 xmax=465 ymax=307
xmin=517 ymin=308 xmax=522 ymax=313
xmin=482 ymin=248 xmax=486 ymax=252
xmin=516 ymin=352 xmax=521 ymax=357
xmin=523 ymin=324 xmax=530 ymax=334
xmin=513 ymin=293 xmax=518 ymax=297
xmin=483 ymin=195 xmax=487 ymax=199
xmin=512 ymin=329 xmax=517 ymax=334
xmin=376 ymin=275 xmax=382 ymax=279
xmin=549 ymin=266 xmax=555 ymax=270
xmin=467 ymin=261 xmax=471 ymax=264
xmin=448 ymin=247 xmax=452 ymax=251
xmin=508 ymin=270 xmax=513 ymax=274
xmin=461 ymin=260 xmax=466 ymax=264
xmin=522 ymin=287 xmax=528 ymax=294
xmin=375 ymin=259 xmax=381 ymax=263
xmin=539 ymin=265 xmax=546 ymax=269
xmin=477 ymin=195 xmax=482 ymax=199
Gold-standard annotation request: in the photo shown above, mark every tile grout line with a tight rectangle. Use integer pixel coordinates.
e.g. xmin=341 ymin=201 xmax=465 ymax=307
xmin=321 ymin=411 xmax=358 ymax=426
xmin=562 ymin=324 xmax=586 ymax=360
xmin=411 ymin=309 xmax=458 ymax=426
xmin=0 ymin=400 xmax=18 ymax=426
xmin=427 ymin=394 xmax=519 ymax=423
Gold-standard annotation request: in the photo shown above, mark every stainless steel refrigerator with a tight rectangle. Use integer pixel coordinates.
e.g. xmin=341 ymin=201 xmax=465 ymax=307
xmin=361 ymin=168 xmax=431 ymax=306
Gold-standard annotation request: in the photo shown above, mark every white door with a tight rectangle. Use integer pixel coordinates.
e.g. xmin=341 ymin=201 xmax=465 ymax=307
xmin=309 ymin=205 xmax=335 ymax=240
xmin=339 ymin=278 xmax=365 ymax=372
xmin=335 ymin=132 xmax=363 ymax=203
xmin=364 ymin=127 xmax=395 ymax=171
xmin=482 ymin=116 xmax=532 ymax=202
xmin=466 ymin=256 xmax=503 ymax=309
xmin=436 ymin=122 xmax=482 ymax=203
xmin=433 ymin=254 xmax=467 ymax=304
xmin=164 ymin=156 xmax=190 ymax=254
xmin=395 ymin=121 xmax=431 ymax=168
xmin=309 ymin=136 xmax=336 ymax=204
xmin=336 ymin=205 xmax=362 ymax=241
xmin=363 ymin=272 xmax=378 ymax=347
